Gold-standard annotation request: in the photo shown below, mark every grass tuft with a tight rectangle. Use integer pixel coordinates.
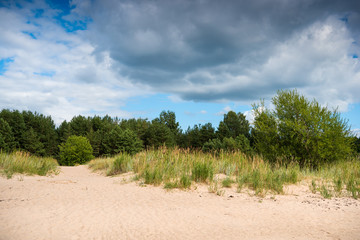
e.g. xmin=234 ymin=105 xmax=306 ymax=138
xmin=0 ymin=151 xmax=59 ymax=178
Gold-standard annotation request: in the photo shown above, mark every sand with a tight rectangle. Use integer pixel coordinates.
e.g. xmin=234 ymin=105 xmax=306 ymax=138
xmin=1 ymin=165 xmax=359 ymax=240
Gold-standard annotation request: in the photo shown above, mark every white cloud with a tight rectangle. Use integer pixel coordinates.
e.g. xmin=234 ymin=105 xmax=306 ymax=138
xmin=1 ymin=0 xmax=360 ymax=127
xmin=81 ymin=0 xmax=360 ymax=111
xmin=0 ymin=1 xmax=148 ymax=125
xmin=216 ymin=106 xmax=232 ymax=116
xmin=352 ymin=129 xmax=360 ymax=137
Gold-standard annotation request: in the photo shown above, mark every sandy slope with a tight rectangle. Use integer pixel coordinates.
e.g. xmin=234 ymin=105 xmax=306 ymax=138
xmin=0 ymin=165 xmax=359 ymax=240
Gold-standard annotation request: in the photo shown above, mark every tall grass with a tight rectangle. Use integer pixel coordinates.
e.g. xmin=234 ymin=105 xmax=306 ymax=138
xmin=305 ymin=158 xmax=360 ymax=199
xmin=0 ymin=151 xmax=59 ymax=178
xmin=88 ymin=148 xmax=360 ymax=199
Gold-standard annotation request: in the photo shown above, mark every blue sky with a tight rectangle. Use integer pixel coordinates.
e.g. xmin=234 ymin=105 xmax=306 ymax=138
xmin=0 ymin=0 xmax=359 ymax=135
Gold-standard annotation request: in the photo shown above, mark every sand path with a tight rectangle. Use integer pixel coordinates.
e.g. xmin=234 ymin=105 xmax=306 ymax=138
xmin=1 ymin=165 xmax=359 ymax=240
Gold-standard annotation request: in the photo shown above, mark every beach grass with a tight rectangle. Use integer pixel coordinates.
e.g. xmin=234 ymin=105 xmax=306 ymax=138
xmin=88 ymin=148 xmax=360 ymax=199
xmin=0 ymin=151 xmax=59 ymax=178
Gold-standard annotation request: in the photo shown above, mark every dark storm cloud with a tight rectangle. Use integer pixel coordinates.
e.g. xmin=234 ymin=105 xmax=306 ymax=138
xmin=79 ymin=0 xmax=360 ymax=104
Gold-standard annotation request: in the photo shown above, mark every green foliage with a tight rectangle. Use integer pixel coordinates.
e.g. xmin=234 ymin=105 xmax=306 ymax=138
xmin=0 ymin=109 xmax=26 ymax=149
xmin=253 ymin=90 xmax=353 ymax=167
xmin=69 ymin=115 xmax=92 ymax=137
xmin=202 ymin=135 xmax=252 ymax=154
xmin=202 ymin=138 xmax=223 ymax=152
xmin=22 ymin=111 xmax=58 ymax=156
xmin=119 ymin=118 xmax=149 ymax=143
xmin=144 ymin=120 xmax=175 ymax=148
xmin=217 ymin=111 xmax=250 ymax=140
xmin=158 ymin=110 xmax=180 ymax=136
xmin=59 ymin=135 xmax=94 ymax=166
xmin=22 ymin=127 xmax=45 ymax=156
xmin=0 ymin=118 xmax=16 ymax=152
xmin=102 ymin=126 xmax=143 ymax=155
xmin=353 ymin=137 xmax=360 ymax=153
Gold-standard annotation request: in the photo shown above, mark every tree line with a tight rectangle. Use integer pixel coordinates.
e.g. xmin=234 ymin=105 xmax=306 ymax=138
xmin=1 ymin=90 xmax=359 ymax=167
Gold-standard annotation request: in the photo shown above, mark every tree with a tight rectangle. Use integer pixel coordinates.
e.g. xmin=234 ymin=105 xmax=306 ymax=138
xmin=217 ymin=111 xmax=250 ymax=140
xmin=199 ymin=123 xmax=216 ymax=146
xmin=119 ymin=118 xmax=149 ymax=143
xmin=0 ymin=109 xmax=26 ymax=149
xmin=22 ymin=111 xmax=58 ymax=156
xmin=69 ymin=115 xmax=92 ymax=137
xmin=354 ymin=136 xmax=360 ymax=153
xmin=57 ymin=120 xmax=71 ymax=143
xmin=22 ymin=127 xmax=45 ymax=155
xmin=158 ymin=110 xmax=180 ymax=135
xmin=253 ymin=90 xmax=353 ymax=167
xmin=0 ymin=118 xmax=16 ymax=152
xmin=102 ymin=126 xmax=143 ymax=155
xmin=144 ymin=120 xmax=175 ymax=148
xmin=59 ymin=135 xmax=94 ymax=166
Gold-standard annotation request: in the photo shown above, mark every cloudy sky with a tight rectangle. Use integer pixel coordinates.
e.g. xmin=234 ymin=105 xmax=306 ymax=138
xmin=1 ymin=0 xmax=359 ymax=134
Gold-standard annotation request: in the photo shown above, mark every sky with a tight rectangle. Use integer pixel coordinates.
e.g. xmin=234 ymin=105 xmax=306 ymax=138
xmin=0 ymin=0 xmax=359 ymax=135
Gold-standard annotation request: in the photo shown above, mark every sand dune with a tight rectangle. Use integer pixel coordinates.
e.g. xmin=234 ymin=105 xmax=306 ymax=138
xmin=1 ymin=165 xmax=359 ymax=240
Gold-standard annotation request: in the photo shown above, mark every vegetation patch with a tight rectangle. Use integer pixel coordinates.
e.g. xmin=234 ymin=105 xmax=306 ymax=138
xmin=0 ymin=151 xmax=58 ymax=178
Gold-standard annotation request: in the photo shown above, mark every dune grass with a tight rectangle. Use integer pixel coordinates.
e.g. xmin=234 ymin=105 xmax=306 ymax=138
xmin=88 ymin=148 xmax=360 ymax=199
xmin=0 ymin=151 xmax=59 ymax=178
xmin=88 ymin=148 xmax=299 ymax=195
xmin=305 ymin=158 xmax=360 ymax=199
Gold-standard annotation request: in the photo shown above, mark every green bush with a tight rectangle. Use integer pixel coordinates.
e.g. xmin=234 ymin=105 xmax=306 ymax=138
xmin=253 ymin=89 xmax=353 ymax=168
xmin=59 ymin=135 xmax=94 ymax=166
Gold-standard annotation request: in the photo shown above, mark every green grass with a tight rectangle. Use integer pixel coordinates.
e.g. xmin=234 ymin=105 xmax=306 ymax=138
xmin=88 ymin=148 xmax=360 ymax=199
xmin=0 ymin=151 xmax=59 ymax=178
xmin=222 ymin=177 xmax=234 ymax=188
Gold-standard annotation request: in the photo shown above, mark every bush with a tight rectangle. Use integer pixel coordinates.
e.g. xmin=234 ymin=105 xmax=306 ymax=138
xmin=59 ymin=135 xmax=94 ymax=166
xmin=253 ymin=90 xmax=353 ymax=168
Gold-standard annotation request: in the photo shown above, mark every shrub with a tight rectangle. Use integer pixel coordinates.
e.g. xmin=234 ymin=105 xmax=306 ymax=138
xmin=59 ymin=135 xmax=94 ymax=166
xmin=253 ymin=89 xmax=353 ymax=168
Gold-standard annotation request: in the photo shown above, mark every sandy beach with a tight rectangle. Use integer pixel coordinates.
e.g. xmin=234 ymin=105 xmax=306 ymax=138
xmin=1 ymin=165 xmax=359 ymax=240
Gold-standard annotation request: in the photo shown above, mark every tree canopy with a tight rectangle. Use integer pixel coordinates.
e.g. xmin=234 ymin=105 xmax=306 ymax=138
xmin=0 ymin=91 xmax=358 ymax=166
